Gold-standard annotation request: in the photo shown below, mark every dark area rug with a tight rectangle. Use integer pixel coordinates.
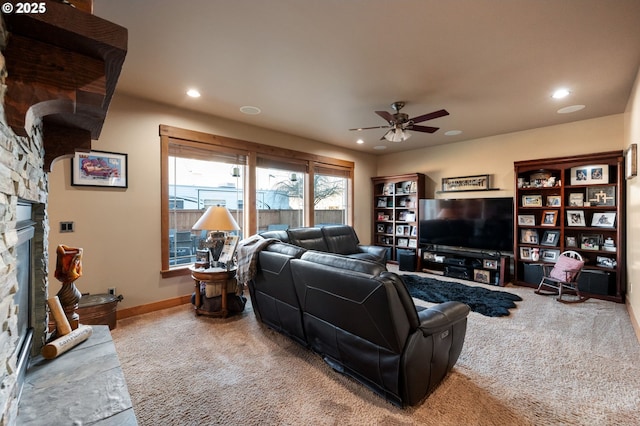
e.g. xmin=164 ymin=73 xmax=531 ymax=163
xmin=401 ymin=274 xmax=522 ymax=317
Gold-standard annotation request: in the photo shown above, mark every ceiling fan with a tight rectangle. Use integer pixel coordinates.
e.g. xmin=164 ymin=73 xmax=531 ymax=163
xmin=350 ymin=101 xmax=449 ymax=142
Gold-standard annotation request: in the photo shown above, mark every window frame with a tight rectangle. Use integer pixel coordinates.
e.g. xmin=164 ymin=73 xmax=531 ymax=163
xmin=160 ymin=124 xmax=354 ymax=276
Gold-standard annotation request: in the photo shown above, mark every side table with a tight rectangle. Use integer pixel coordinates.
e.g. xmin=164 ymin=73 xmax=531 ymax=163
xmin=190 ymin=266 xmax=237 ymax=317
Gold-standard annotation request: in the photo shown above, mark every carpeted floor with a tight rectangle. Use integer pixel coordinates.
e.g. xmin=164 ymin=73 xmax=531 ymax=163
xmin=111 ymin=271 xmax=640 ymax=425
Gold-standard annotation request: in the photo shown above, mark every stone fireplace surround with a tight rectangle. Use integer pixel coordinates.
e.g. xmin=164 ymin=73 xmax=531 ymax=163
xmin=0 ymin=94 xmax=49 ymax=425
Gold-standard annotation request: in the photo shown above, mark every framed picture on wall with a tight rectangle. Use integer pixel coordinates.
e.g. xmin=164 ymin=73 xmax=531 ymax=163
xmin=71 ymin=150 xmax=128 ymax=188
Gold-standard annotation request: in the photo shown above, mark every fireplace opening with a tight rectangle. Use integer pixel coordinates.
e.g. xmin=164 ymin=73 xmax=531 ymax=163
xmin=15 ymin=200 xmax=35 ymax=400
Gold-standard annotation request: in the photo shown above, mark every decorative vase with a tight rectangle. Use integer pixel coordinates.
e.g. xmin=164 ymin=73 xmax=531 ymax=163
xmin=531 ymin=248 xmax=540 ymax=262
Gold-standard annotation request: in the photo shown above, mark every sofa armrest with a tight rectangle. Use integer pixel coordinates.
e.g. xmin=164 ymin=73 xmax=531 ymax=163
xmin=417 ymin=301 xmax=470 ymax=336
xmin=357 ymin=245 xmax=387 ymax=262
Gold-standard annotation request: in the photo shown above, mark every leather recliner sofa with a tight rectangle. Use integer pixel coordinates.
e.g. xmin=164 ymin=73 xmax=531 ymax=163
xmin=248 ymin=242 xmax=470 ymax=407
xmin=260 ymin=225 xmax=387 ymax=264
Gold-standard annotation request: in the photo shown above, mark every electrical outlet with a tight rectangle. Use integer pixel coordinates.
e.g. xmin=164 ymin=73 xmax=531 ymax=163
xmin=108 ymin=287 xmax=116 ymax=295
xmin=60 ymin=221 xmax=74 ymax=233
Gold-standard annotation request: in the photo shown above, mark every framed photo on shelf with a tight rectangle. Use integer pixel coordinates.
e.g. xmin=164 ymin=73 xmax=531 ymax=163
xmin=376 ymin=224 xmax=385 ymax=233
xmin=520 ymin=229 xmax=539 ymax=244
xmin=541 ymin=230 xmax=560 ymax=246
xmin=382 ymin=183 xmax=394 ymax=195
xmin=71 ymin=150 xmax=128 ymax=188
xmin=541 ymin=210 xmax=558 ymax=226
xmin=517 ymin=214 xmax=535 ymax=226
xmin=519 ymin=247 xmax=532 ymax=260
xmin=570 ymin=164 xmax=608 ymax=185
xmin=565 ymin=236 xmax=577 ymax=247
xmin=483 ymin=259 xmax=498 ymax=270
xmin=546 ymin=195 xmax=561 ymax=207
xmin=377 ymin=213 xmax=389 ymax=221
xmin=568 ymin=193 xmax=584 ymax=207
xmin=586 ymin=186 xmax=615 ymax=206
xmin=566 ymin=210 xmax=586 ymax=227
xmin=591 ymin=212 xmax=616 ymax=227
xmin=397 ymin=238 xmax=409 ymax=247
xmin=522 ymin=194 xmax=543 ymax=207
xmin=541 ymin=249 xmax=560 ymax=263
xmin=581 ymin=234 xmax=602 ymax=250
xmin=408 ymin=239 xmax=417 ymax=248
xmin=396 ymin=225 xmax=408 ymax=236
xmin=410 ymin=226 xmax=417 ymax=236
xmin=377 ymin=197 xmax=388 ymax=207
xmin=474 ymin=269 xmax=491 ymax=284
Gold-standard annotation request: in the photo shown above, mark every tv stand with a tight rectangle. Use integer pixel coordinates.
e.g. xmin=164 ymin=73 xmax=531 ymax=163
xmin=420 ymin=246 xmax=511 ymax=286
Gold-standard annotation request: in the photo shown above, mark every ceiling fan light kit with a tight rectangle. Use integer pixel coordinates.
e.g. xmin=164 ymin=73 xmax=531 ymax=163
xmin=350 ymin=101 xmax=449 ymax=143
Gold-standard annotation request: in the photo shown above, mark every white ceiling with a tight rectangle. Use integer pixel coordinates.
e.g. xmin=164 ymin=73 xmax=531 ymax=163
xmin=94 ymin=0 xmax=640 ymax=154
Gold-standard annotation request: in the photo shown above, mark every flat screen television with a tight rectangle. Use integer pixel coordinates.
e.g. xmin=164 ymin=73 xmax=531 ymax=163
xmin=419 ymin=197 xmax=514 ymax=252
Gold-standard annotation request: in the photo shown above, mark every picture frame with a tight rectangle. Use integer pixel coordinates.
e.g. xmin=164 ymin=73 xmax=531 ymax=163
xmin=570 ymin=164 xmax=608 ymax=185
xmin=596 ymin=256 xmax=617 ymax=269
xmin=586 ymin=186 xmax=615 ymax=206
xmin=591 ymin=212 xmax=616 ymax=228
xmin=517 ymin=214 xmax=536 ymax=226
xmin=377 ymin=197 xmax=388 ymax=207
xmin=541 ymin=210 xmax=558 ymax=226
xmin=546 ymin=195 xmax=561 ymax=207
xmin=541 ymin=249 xmax=560 ymax=263
xmin=408 ymin=239 xmax=417 ymax=248
xmin=566 ymin=210 xmax=586 ymax=227
xmin=377 ymin=213 xmax=389 ymax=221
xmin=404 ymin=212 xmax=416 ymax=222
xmin=473 ymin=269 xmax=491 ymax=284
xmin=520 ymin=229 xmax=539 ymax=244
xmin=581 ymin=234 xmax=602 ymax=250
xmin=522 ymin=194 xmax=543 ymax=207
xmin=483 ymin=259 xmax=498 ymax=270
xmin=519 ymin=247 xmax=532 ymax=260
xmin=410 ymin=225 xmax=417 ymax=237
xmin=376 ymin=224 xmax=385 ymax=233
xmin=396 ymin=225 xmax=408 ymax=236
xmin=397 ymin=238 xmax=409 ymax=247
xmin=441 ymin=174 xmax=490 ymax=192
xmin=71 ymin=150 xmax=128 ymax=188
xmin=541 ymin=230 xmax=560 ymax=246
xmin=568 ymin=193 xmax=584 ymax=207
xmin=217 ymin=235 xmax=239 ymax=265
xmin=626 ymin=143 xmax=637 ymax=180
xmin=565 ymin=236 xmax=577 ymax=247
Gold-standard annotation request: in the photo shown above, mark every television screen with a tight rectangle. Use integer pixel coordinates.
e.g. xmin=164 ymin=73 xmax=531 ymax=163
xmin=419 ymin=198 xmax=514 ymax=252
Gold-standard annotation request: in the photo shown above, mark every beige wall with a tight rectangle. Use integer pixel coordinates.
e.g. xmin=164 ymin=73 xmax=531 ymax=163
xmin=47 ymin=94 xmax=377 ymax=309
xmin=624 ymin=66 xmax=640 ymax=332
xmin=376 ymin=114 xmax=624 ymax=199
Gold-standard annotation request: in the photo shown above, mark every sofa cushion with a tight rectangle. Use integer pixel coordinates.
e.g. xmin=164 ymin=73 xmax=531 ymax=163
xmin=259 ymin=230 xmax=289 ymax=243
xmin=287 ymin=227 xmax=329 ymax=251
xmin=320 ymin=225 xmax=361 ymax=255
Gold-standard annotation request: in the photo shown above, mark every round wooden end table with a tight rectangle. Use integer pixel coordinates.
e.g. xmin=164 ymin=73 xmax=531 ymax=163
xmin=189 ymin=266 xmax=237 ymax=318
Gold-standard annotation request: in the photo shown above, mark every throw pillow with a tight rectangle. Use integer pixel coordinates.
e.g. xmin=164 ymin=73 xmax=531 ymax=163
xmin=549 ymin=255 xmax=584 ymax=282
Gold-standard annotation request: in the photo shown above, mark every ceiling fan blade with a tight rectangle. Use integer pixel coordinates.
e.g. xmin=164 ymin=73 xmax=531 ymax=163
xmin=349 ymin=125 xmax=390 ymax=131
xmin=410 ymin=125 xmax=439 ymax=133
xmin=375 ymin=110 xmax=395 ymax=123
xmin=410 ymin=109 xmax=449 ymax=124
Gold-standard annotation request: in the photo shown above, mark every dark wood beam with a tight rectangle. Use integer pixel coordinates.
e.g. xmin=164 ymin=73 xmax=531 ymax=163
xmin=1 ymin=0 xmax=126 ymax=166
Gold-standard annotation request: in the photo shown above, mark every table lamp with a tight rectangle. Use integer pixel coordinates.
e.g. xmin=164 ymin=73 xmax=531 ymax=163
xmin=192 ymin=205 xmax=240 ymax=268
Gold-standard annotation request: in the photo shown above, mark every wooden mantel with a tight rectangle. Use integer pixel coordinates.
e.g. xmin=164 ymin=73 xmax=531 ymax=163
xmin=1 ymin=0 xmax=127 ymax=171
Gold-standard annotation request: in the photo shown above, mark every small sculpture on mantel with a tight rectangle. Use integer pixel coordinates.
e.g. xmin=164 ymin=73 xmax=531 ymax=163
xmin=54 ymin=244 xmax=83 ymax=330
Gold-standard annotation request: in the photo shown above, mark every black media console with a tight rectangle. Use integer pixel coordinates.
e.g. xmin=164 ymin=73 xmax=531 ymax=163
xmin=420 ymin=246 xmax=511 ymax=286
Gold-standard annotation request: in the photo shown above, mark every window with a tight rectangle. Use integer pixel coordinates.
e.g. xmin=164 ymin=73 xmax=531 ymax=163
xmin=314 ymin=165 xmax=351 ymax=226
xmin=160 ymin=125 xmax=354 ymax=275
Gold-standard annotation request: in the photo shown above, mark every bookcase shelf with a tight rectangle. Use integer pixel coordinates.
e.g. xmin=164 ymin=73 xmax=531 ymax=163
xmin=372 ymin=173 xmax=425 ymax=270
xmin=513 ymin=151 xmax=625 ymax=302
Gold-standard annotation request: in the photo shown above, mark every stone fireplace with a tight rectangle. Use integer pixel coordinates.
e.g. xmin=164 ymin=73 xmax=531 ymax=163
xmin=0 ymin=101 xmax=49 ymax=425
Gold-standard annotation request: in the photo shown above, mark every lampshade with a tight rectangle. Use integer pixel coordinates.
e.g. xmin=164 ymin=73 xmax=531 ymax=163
xmin=192 ymin=206 xmax=240 ymax=231
xmin=383 ymin=128 xmax=411 ymax=142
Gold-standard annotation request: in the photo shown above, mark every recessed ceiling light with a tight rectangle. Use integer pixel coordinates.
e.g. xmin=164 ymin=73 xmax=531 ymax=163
xmin=557 ymin=105 xmax=585 ymax=114
xmin=373 ymin=145 xmax=387 ymax=150
xmin=240 ymin=106 xmax=261 ymax=115
xmin=356 ymin=139 xmax=364 ymax=144
xmin=552 ymin=88 xmax=571 ymax=99
xmin=186 ymin=89 xmax=201 ymax=98
xmin=444 ymin=130 xmax=462 ymax=136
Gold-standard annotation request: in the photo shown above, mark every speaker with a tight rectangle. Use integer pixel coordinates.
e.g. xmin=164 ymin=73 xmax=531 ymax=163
xmin=399 ymin=253 xmax=416 ymax=271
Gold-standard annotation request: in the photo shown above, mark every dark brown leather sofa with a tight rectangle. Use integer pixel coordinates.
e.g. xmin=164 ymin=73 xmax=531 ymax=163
xmin=260 ymin=225 xmax=387 ymax=264
xmin=248 ymin=238 xmax=470 ymax=407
